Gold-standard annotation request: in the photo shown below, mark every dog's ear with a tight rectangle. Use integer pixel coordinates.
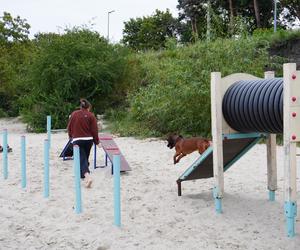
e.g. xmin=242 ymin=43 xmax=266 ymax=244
xmin=178 ymin=134 xmax=183 ymax=138
xmin=205 ymin=140 xmax=212 ymax=148
xmin=166 ymin=133 xmax=177 ymax=149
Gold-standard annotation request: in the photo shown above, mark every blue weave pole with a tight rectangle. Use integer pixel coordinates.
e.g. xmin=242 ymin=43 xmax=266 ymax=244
xmin=284 ymin=201 xmax=297 ymax=237
xmin=47 ymin=116 xmax=51 ymax=147
xmin=73 ymin=145 xmax=82 ymax=214
xmin=21 ymin=136 xmax=26 ymax=189
xmin=43 ymin=139 xmax=50 ymax=198
xmin=269 ymin=190 xmax=275 ymax=201
xmin=213 ymin=187 xmax=223 ymax=214
xmin=2 ymin=129 xmax=8 ymax=180
xmin=93 ymin=143 xmax=97 ymax=170
xmin=113 ymin=154 xmax=121 ymax=227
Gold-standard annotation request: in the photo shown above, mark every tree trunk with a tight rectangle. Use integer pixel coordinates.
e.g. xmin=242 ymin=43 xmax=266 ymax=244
xmin=191 ymin=18 xmax=198 ymax=40
xmin=253 ymin=0 xmax=261 ymax=28
xmin=229 ymin=0 xmax=234 ymax=33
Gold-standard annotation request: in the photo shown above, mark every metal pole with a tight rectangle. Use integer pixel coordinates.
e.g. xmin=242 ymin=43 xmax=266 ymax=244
xmin=47 ymin=115 xmax=51 ymax=147
xmin=107 ymin=10 xmax=115 ymax=42
xmin=207 ymin=0 xmax=211 ymax=41
xmin=93 ymin=143 xmax=97 ymax=170
xmin=2 ymin=129 xmax=8 ymax=179
xmin=274 ymin=0 xmax=277 ymax=32
xmin=21 ymin=136 xmax=26 ymax=189
xmin=113 ymin=154 xmax=121 ymax=227
xmin=44 ymin=139 xmax=50 ymax=198
xmin=73 ymin=145 xmax=82 ymax=214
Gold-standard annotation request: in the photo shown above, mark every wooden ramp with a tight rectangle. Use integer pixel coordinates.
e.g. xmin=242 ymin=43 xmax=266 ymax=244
xmin=93 ymin=134 xmax=131 ymax=172
xmin=177 ymin=136 xmax=261 ymax=196
xmin=59 ymin=135 xmax=131 ymax=173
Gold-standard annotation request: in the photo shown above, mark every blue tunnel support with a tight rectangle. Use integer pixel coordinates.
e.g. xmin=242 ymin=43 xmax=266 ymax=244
xmin=213 ymin=187 xmax=222 ymax=214
xmin=269 ymin=190 xmax=275 ymax=201
xmin=284 ymin=201 xmax=297 ymax=237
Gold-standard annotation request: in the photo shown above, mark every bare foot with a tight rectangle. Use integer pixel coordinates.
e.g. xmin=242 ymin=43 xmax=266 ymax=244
xmin=85 ymin=177 xmax=93 ymax=188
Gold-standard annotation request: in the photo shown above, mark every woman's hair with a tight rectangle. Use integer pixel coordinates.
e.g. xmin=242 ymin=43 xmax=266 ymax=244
xmin=79 ymin=98 xmax=91 ymax=110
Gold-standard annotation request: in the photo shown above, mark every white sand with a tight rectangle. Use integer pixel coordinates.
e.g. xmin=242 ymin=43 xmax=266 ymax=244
xmin=0 ymin=118 xmax=300 ymax=250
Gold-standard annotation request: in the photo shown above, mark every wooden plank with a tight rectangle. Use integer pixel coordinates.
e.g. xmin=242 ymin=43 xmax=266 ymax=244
xmin=283 ymin=63 xmax=297 ymax=201
xmin=211 ymin=72 xmax=224 ymax=198
xmin=264 ymin=71 xmax=277 ymax=192
xmin=99 ymin=134 xmax=131 ymax=172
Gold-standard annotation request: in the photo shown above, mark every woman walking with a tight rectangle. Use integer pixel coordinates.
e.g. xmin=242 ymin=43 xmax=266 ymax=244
xmin=67 ymin=98 xmax=100 ymax=188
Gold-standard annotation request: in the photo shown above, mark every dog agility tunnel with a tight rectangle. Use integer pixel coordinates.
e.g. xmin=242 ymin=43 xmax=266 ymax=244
xmin=177 ymin=78 xmax=284 ymax=196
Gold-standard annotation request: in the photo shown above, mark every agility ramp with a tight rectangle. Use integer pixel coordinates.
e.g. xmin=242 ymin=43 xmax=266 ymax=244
xmin=59 ymin=139 xmax=73 ymax=160
xmin=176 ymin=133 xmax=263 ymax=196
xmin=60 ymin=134 xmax=131 ymax=173
xmin=93 ymin=134 xmax=131 ymax=173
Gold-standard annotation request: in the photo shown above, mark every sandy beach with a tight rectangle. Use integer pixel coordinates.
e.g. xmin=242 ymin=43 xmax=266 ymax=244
xmin=0 ymin=117 xmax=299 ymax=250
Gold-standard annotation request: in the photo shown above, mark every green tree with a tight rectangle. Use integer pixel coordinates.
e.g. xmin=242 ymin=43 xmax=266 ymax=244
xmin=177 ymin=0 xmax=230 ymax=40
xmin=0 ymin=11 xmax=30 ymax=43
xmin=0 ymin=12 xmax=32 ymax=117
xmin=176 ymin=0 xmax=286 ymax=39
xmin=281 ymin=0 xmax=300 ymax=26
xmin=20 ymin=28 xmax=130 ymax=131
xmin=122 ymin=9 xmax=179 ymax=51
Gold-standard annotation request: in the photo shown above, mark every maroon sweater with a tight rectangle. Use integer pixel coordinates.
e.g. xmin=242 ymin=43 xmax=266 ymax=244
xmin=67 ymin=109 xmax=99 ymax=144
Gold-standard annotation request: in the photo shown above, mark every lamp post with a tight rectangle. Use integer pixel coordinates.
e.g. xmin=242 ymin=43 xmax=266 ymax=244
xmin=207 ymin=0 xmax=211 ymax=41
xmin=274 ymin=0 xmax=277 ymax=32
xmin=107 ymin=10 xmax=115 ymax=42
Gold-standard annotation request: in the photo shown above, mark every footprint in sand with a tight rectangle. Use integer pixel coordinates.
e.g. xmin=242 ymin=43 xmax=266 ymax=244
xmin=128 ymin=196 xmax=141 ymax=201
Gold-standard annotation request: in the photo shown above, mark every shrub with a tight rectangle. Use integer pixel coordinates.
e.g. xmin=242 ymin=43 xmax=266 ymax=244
xmin=110 ymin=36 xmax=284 ymax=137
xmin=19 ymin=28 xmax=130 ymax=131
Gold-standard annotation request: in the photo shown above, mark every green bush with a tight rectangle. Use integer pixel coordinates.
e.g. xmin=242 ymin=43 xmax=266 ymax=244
xmin=0 ymin=42 xmax=33 ymax=116
xmin=19 ymin=28 xmax=130 ymax=132
xmin=110 ymin=36 xmax=284 ymax=137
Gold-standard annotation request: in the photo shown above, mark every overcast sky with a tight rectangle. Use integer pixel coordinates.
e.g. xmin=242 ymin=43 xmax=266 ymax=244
xmin=1 ymin=0 xmax=179 ymax=42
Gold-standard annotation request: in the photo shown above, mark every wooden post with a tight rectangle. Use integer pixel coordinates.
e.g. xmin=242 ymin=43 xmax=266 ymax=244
xmin=211 ymin=72 xmax=224 ymax=213
xmin=283 ymin=63 xmax=298 ymax=237
xmin=264 ymin=71 xmax=277 ymax=201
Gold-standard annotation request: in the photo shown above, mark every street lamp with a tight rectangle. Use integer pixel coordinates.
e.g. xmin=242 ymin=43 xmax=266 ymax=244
xmin=107 ymin=10 xmax=115 ymax=42
xmin=207 ymin=0 xmax=211 ymax=41
xmin=274 ymin=0 xmax=277 ymax=32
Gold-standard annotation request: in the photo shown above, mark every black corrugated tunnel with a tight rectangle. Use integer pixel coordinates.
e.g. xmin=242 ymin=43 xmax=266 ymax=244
xmin=222 ymin=78 xmax=283 ymax=133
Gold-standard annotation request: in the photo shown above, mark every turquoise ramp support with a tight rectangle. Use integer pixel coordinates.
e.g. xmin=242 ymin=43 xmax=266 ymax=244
xmin=269 ymin=190 xmax=275 ymax=201
xmin=213 ymin=187 xmax=222 ymax=214
xmin=284 ymin=201 xmax=297 ymax=237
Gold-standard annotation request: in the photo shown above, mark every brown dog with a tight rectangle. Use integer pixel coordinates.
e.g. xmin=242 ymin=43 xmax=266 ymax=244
xmin=167 ymin=134 xmax=211 ymax=164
